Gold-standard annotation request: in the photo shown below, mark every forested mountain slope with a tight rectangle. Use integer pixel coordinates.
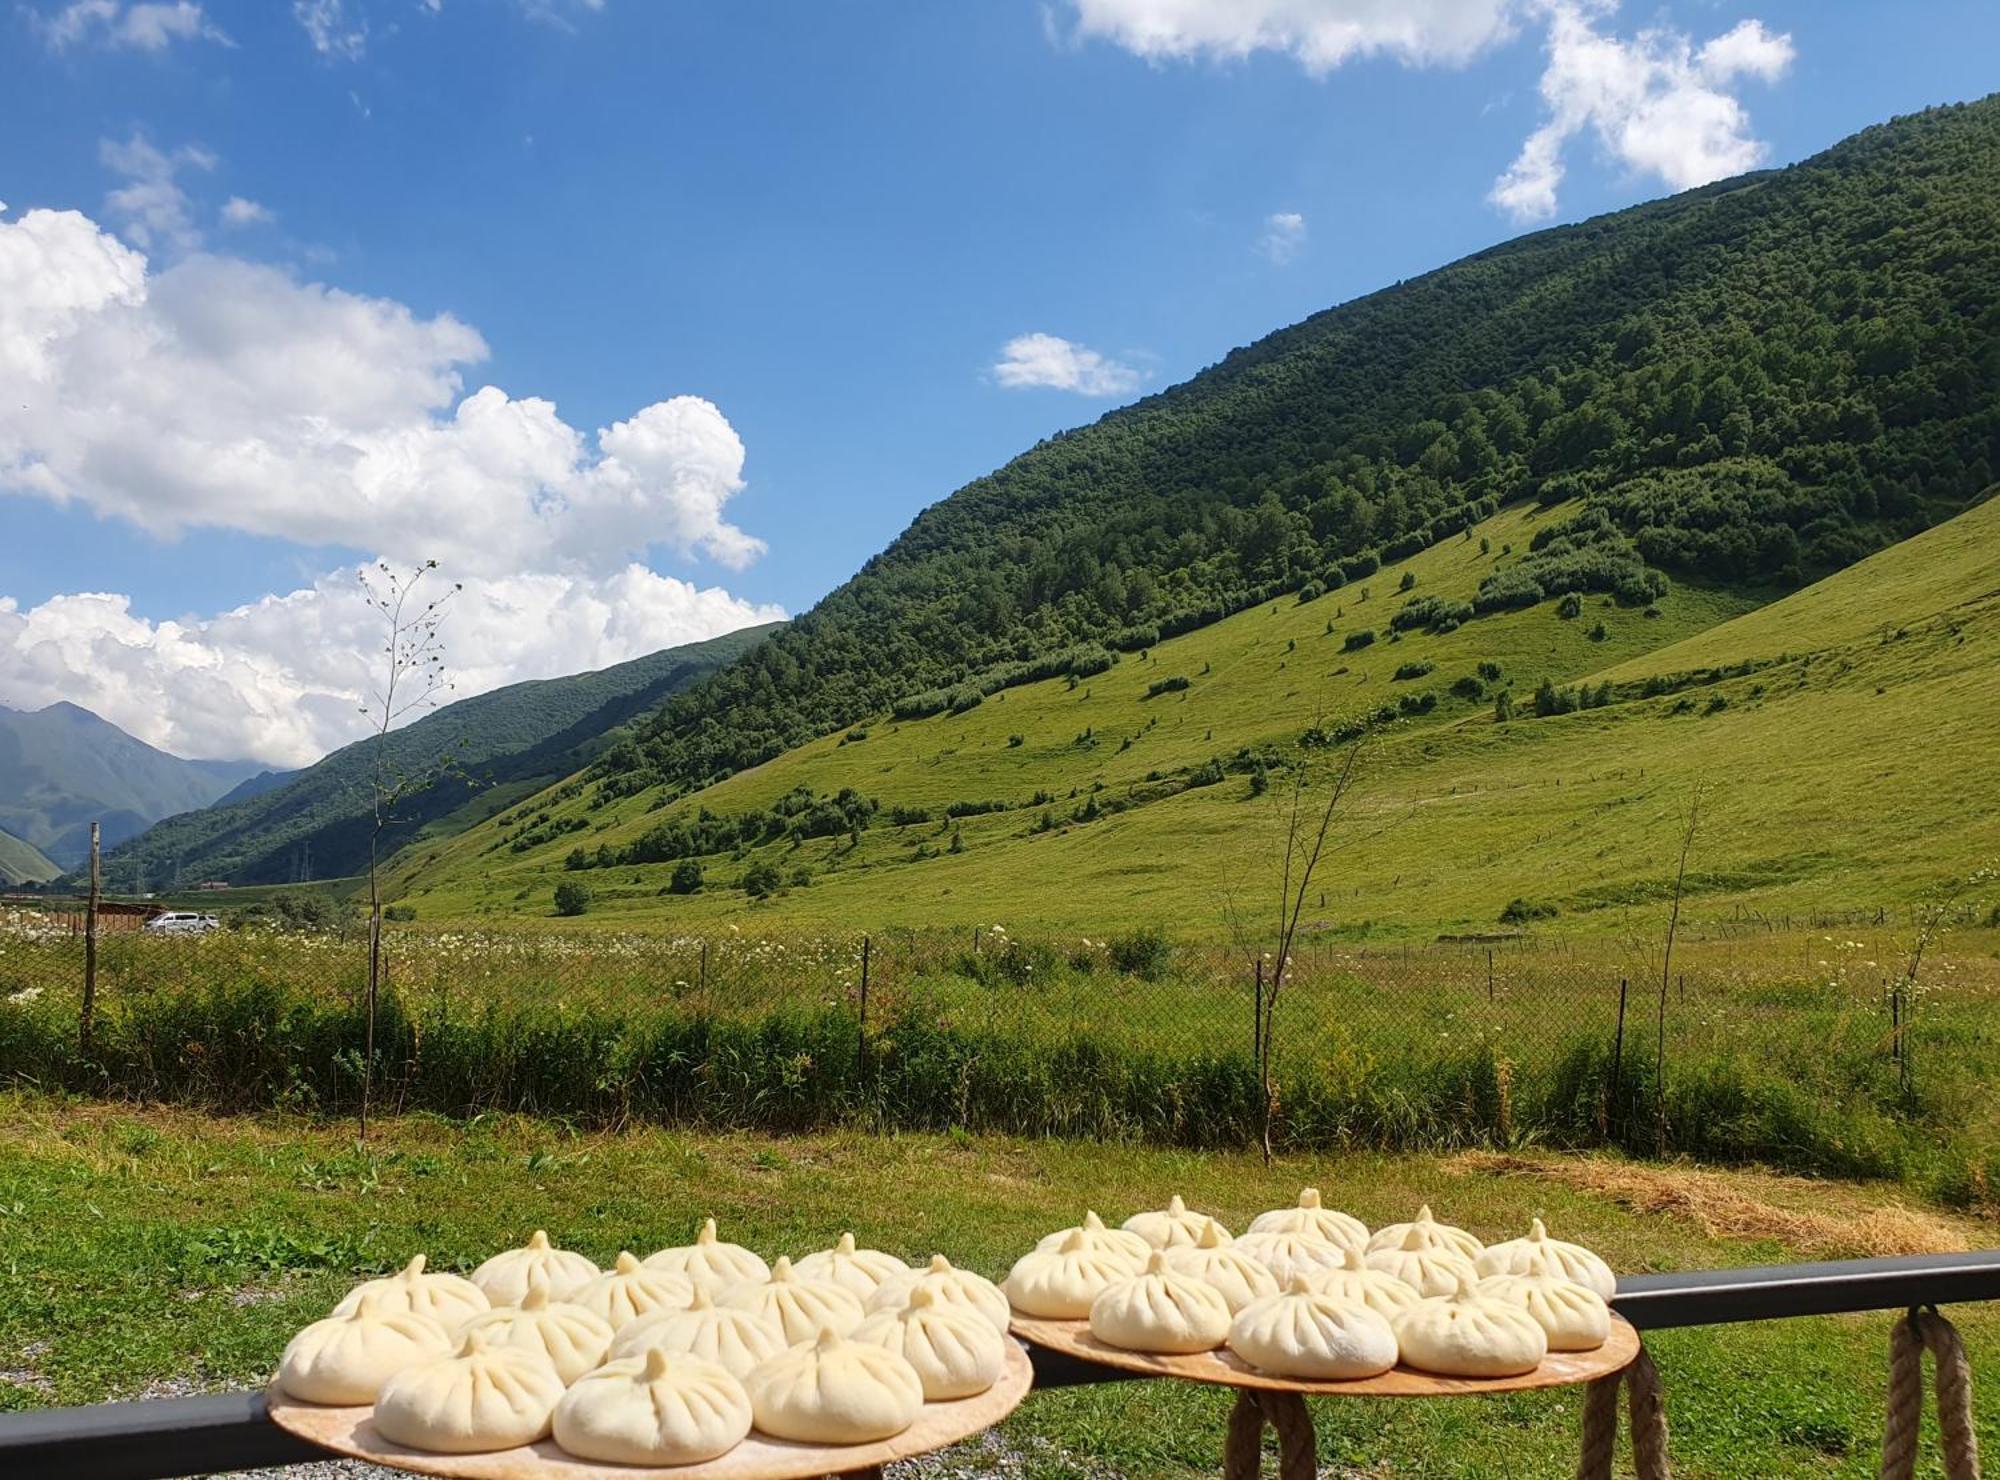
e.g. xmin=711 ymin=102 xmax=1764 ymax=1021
xmin=0 ymin=703 xmax=263 ymax=869
xmin=394 ymin=493 xmax=1997 ymax=933
xmin=587 ymin=96 xmax=2000 ymax=804
xmin=0 ymin=827 xmax=60 ymax=886
xmin=96 ymin=623 xmax=780 ymax=889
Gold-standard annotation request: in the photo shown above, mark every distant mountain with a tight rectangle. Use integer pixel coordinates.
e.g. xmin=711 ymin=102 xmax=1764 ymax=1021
xmin=96 ymin=623 xmax=782 ymax=889
xmin=0 ymin=702 xmax=265 ymax=869
xmin=0 ymin=826 xmax=60 ymax=886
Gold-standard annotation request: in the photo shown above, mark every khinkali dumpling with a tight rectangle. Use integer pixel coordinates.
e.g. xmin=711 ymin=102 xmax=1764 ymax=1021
xmin=276 ymin=1293 xmax=453 ymax=1405
xmin=1365 ymin=1205 xmax=1482 ymax=1260
xmin=1364 ymin=1225 xmax=1480 ymax=1297
xmin=1226 ymin=1276 xmax=1399 ymax=1380
xmin=1004 ymin=1227 xmax=1145 ymax=1318
xmin=373 ymin=1332 xmax=565 ymax=1453
xmin=1247 ymin=1187 xmax=1368 ymax=1254
xmin=457 ymin=1273 xmax=615 ymax=1384
xmin=1122 ymin=1195 xmax=1222 ymax=1250
xmin=1161 ymin=1219 xmax=1278 ymax=1314
xmin=745 ymin=1328 xmax=924 ymax=1444
xmin=609 ymin=1286 xmax=789 ymax=1379
xmin=850 ymin=1286 xmax=1005 ymax=1400
xmin=575 ymin=1251 xmax=695 ymax=1330
xmin=1231 ymin=1229 xmax=1350 ymax=1288
xmin=551 ymin=1348 xmax=751 ymax=1466
xmin=1088 ymin=1250 xmax=1231 ymax=1354
xmin=866 ymin=1254 xmax=1011 ymax=1335
xmin=644 ymin=1218 xmax=770 ymax=1292
xmin=470 ymin=1230 xmax=599 ymax=1306
xmin=1302 ymin=1246 xmax=1422 ymax=1322
xmin=333 ymin=1255 xmax=488 ymax=1328
xmin=1473 ymin=1219 xmax=1615 ymax=1299
xmin=794 ymin=1233 xmax=912 ymax=1300
xmin=1392 ymin=1276 xmax=1548 ymax=1378
xmin=1475 ymin=1274 xmax=1610 ymax=1352
xmin=718 ymin=1255 xmax=865 ymax=1343
xmin=1034 ymin=1210 xmax=1151 ymax=1263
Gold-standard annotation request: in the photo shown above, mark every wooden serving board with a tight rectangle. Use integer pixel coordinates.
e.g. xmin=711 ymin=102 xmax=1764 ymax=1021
xmin=1010 ymin=1312 xmax=1638 ymax=1398
xmin=265 ymin=1341 xmax=1032 ymax=1480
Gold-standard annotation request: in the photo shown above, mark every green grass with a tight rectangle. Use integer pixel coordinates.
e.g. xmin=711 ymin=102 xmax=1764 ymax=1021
xmin=389 ymin=495 xmax=2000 ymax=941
xmin=0 ymin=1095 xmax=1992 ymax=1477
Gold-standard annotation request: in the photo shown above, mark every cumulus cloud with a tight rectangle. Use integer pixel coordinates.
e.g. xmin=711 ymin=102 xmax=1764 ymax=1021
xmin=0 ymin=571 xmax=781 ymax=769
xmin=1061 ymin=0 xmax=1516 ymax=73
xmin=1258 ymin=211 xmax=1307 ymax=264
xmin=219 ymin=196 xmax=274 ymax=229
xmin=34 ymin=0 xmax=229 ymax=51
xmin=993 ymin=332 xmax=1142 ymax=396
xmin=1491 ymin=5 xmax=1794 ymax=221
xmin=0 ymin=201 xmax=781 ymax=766
xmin=99 ymin=132 xmax=215 ymax=252
xmin=294 ymin=0 xmax=366 ymax=59
xmin=1061 ymin=1 xmax=1791 ymax=223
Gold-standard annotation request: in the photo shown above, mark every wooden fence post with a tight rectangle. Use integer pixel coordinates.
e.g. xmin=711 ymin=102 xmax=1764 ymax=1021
xmin=1487 ymin=947 xmax=1495 ymax=1003
xmin=699 ymin=941 xmax=709 ymax=1001
xmin=1253 ymin=958 xmax=1264 ymax=1068
xmin=858 ymin=935 xmax=871 ymax=1098
xmin=1608 ymin=977 xmax=1629 ymax=1141
xmin=81 ymin=821 xmax=100 ymax=1057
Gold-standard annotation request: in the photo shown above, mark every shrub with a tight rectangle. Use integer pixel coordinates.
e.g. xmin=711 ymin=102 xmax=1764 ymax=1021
xmin=1451 ymin=674 xmax=1486 ymax=700
xmin=1588 ymin=621 xmax=1608 ymax=641
xmin=1297 ymin=580 xmax=1325 ymax=603
xmin=839 ymin=728 xmax=869 ymax=745
xmin=1007 ymin=734 xmax=1025 ymax=748
xmin=1558 ymin=592 xmax=1584 ymax=619
xmin=1393 ymin=659 xmax=1435 ymax=682
xmin=669 ymin=859 xmax=703 ymax=895
xmin=1108 ymin=927 xmax=1173 ymax=982
xmin=741 ymin=862 xmax=782 ymax=898
xmin=1398 ymin=570 xmax=1418 ymax=592
xmin=1342 ymin=629 xmax=1377 ymax=652
xmin=1146 ymin=675 xmax=1191 ymax=699
xmin=1499 ymin=897 xmax=1558 ymax=924
xmin=382 ymin=904 xmax=416 ymax=923
xmin=889 ymin=806 xmax=931 ymax=826
xmin=563 ymin=847 xmax=591 ymax=871
xmin=1477 ymin=661 xmax=1504 ymax=682
xmin=1390 ymin=595 xmax=1473 ymax=634
xmin=552 ymin=881 xmax=591 ymax=916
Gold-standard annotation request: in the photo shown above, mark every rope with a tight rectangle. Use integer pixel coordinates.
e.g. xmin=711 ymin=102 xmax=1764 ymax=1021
xmin=1626 ymin=1345 xmax=1671 ymax=1480
xmin=1577 ymin=1372 xmax=1623 ymax=1480
xmin=1222 ymin=1389 xmax=1265 ymax=1480
xmin=1883 ymin=1307 xmax=1982 ymax=1480
xmin=1257 ymin=1391 xmax=1318 ymax=1480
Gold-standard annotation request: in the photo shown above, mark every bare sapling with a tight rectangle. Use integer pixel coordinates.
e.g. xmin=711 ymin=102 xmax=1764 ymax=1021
xmin=1651 ymin=780 xmax=1704 ymax=1150
xmin=355 ymin=559 xmax=459 ymax=1141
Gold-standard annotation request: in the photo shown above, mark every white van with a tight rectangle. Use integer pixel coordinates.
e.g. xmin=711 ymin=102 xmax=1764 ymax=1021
xmin=144 ymin=911 xmax=221 ymax=935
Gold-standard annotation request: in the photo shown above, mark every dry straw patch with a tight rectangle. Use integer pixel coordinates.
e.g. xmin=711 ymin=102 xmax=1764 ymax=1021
xmin=1451 ymin=1151 xmax=1972 ymax=1259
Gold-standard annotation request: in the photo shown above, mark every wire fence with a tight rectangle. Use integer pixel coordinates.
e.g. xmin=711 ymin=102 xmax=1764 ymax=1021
xmin=2 ymin=909 xmax=1997 ymax=1187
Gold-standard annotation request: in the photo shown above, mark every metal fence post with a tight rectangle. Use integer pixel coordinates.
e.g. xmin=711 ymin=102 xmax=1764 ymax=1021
xmin=81 ymin=820 xmax=100 ymax=1058
xmin=858 ymin=934 xmax=871 ymax=1100
xmin=1486 ymin=947 xmax=1494 ymax=1003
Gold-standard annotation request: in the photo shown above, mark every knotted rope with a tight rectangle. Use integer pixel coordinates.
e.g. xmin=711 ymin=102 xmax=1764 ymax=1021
xmin=1881 ymin=1307 xmax=1981 ymax=1480
xmin=1219 ymin=1390 xmax=1317 ymax=1479
xmin=1577 ymin=1342 xmax=1670 ymax=1479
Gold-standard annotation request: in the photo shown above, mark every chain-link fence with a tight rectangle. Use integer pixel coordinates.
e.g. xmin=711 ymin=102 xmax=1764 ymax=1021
xmin=1 ymin=909 xmax=1996 ymax=1186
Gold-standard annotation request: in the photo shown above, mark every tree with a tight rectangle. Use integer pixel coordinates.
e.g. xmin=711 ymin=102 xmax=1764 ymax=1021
xmin=742 ymin=861 xmax=782 ymax=898
xmin=669 ymin=859 xmax=703 ymax=895
xmin=553 ymin=880 xmax=591 ymax=916
xmin=355 ymin=559 xmax=459 ymax=1141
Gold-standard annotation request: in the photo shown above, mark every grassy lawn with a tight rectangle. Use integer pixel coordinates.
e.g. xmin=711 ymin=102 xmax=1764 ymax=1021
xmin=0 ymin=1095 xmax=1994 ymax=1477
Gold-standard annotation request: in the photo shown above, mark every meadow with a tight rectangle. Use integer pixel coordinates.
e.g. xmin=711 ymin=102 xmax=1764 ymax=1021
xmin=0 ymin=1094 xmax=1993 ymax=1477
xmin=6 ymin=913 xmax=1997 ymax=1206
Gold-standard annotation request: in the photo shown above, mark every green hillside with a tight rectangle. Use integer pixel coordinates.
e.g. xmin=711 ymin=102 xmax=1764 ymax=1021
xmin=98 ymin=623 xmax=781 ymax=890
xmin=584 ymin=96 xmax=2000 ymax=807
xmin=0 ymin=703 xmax=263 ymax=869
xmin=393 ymin=491 xmax=1997 ymax=933
xmin=0 ymin=827 xmax=60 ymax=886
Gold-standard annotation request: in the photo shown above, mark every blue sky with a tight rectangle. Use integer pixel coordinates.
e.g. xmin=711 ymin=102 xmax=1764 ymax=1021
xmin=2 ymin=0 xmax=1996 ymax=765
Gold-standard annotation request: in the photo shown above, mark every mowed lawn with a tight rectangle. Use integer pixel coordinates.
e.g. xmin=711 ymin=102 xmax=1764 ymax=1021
xmin=0 ymin=1097 xmax=1995 ymax=1477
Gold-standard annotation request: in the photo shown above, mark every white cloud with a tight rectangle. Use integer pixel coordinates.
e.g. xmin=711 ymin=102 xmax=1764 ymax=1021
xmin=35 ymin=0 xmax=229 ymax=51
xmin=0 ymin=571 xmax=781 ymax=769
xmin=294 ymin=0 xmax=366 ymax=59
xmin=993 ymin=332 xmax=1142 ymax=396
xmin=219 ymin=196 xmax=275 ymax=229
xmin=1258 ymin=210 xmax=1307 ymax=264
xmin=1490 ymin=4 xmax=1793 ymax=221
xmin=0 ymin=200 xmax=781 ymax=765
xmin=1061 ymin=0 xmax=1516 ymax=73
xmin=99 ymin=132 xmax=215 ymax=252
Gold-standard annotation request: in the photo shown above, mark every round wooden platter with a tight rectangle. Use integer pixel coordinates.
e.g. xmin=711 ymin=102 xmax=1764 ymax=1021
xmin=265 ymin=1340 xmax=1032 ymax=1480
xmin=1010 ymin=1311 xmax=1638 ymax=1398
